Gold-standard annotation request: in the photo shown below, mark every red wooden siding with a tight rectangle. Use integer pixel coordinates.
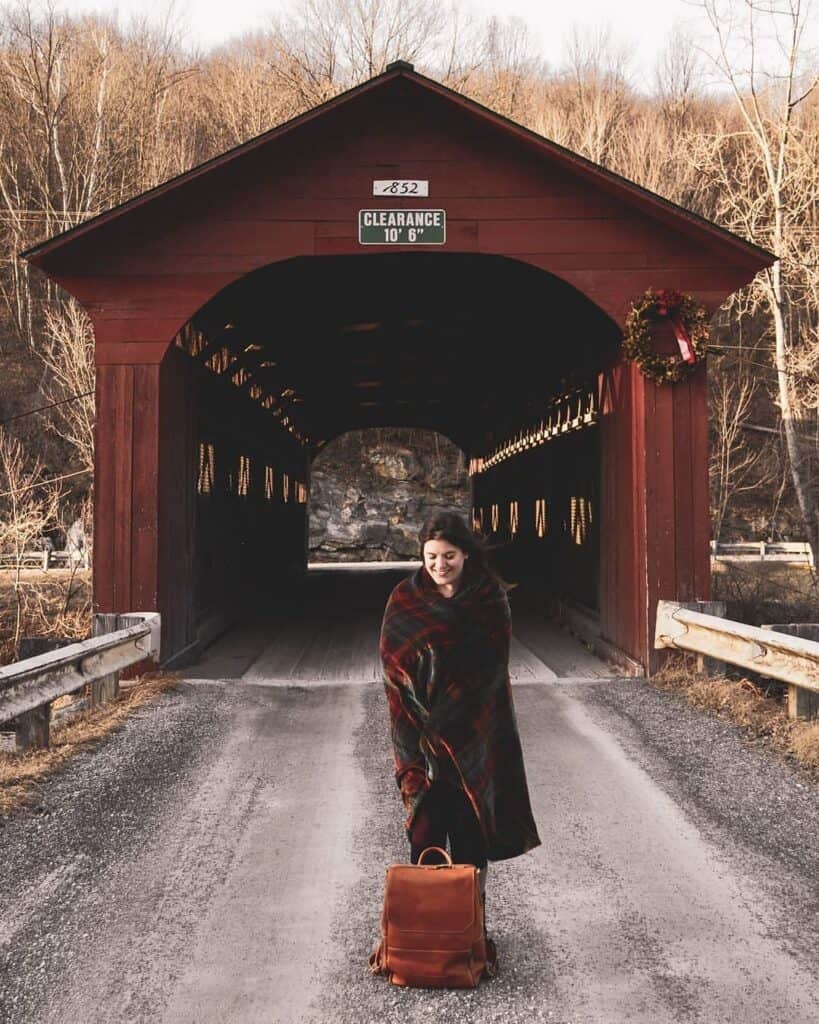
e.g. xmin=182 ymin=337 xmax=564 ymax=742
xmin=158 ymin=347 xmax=198 ymax=657
xmin=93 ymin=362 xmax=160 ymax=615
xmin=31 ymin=67 xmax=770 ymax=669
xmin=42 ymin=82 xmax=763 ymax=356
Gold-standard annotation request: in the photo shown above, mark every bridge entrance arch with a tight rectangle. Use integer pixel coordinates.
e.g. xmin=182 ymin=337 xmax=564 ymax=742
xmin=21 ymin=62 xmax=772 ymax=672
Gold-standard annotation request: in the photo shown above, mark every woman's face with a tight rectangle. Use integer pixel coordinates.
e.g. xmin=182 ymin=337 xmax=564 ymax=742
xmin=423 ymin=538 xmax=468 ymax=587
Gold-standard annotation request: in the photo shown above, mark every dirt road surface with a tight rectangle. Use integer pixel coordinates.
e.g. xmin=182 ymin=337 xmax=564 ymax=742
xmin=2 ymin=572 xmax=818 ymax=1024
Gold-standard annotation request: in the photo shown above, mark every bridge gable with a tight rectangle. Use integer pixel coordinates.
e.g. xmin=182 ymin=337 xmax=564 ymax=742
xmin=23 ymin=67 xmax=770 ymax=355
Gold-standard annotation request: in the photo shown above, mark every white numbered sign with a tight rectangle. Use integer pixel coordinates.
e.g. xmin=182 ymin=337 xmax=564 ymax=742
xmin=373 ymin=180 xmax=429 ymax=197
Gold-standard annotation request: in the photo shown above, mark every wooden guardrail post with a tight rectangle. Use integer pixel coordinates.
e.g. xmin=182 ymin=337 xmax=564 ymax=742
xmin=761 ymin=624 xmax=819 ymax=720
xmin=91 ymin=613 xmax=121 ymax=706
xmin=15 ymin=636 xmax=75 ymax=749
xmin=91 ymin=612 xmax=157 ymax=704
xmin=676 ymin=601 xmax=727 ymax=675
xmin=16 ymin=703 xmax=50 ymax=748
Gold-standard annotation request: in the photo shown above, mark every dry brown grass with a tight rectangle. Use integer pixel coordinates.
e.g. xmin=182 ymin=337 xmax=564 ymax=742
xmin=652 ymin=653 xmax=819 ymax=774
xmin=0 ymin=671 xmax=181 ymax=817
xmin=0 ymin=568 xmax=92 ymax=664
xmin=711 ymin=561 xmax=819 ymax=627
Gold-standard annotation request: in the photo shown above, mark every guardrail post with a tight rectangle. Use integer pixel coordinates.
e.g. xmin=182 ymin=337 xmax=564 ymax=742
xmin=15 ymin=637 xmax=75 ymax=749
xmin=91 ymin=614 xmax=121 ymax=706
xmin=761 ymin=624 xmax=819 ymax=720
xmin=678 ymin=601 xmax=728 ymax=675
xmin=16 ymin=704 xmax=50 ymax=748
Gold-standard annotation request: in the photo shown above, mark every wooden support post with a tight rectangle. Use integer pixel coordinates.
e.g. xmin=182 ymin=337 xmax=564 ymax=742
xmin=15 ymin=636 xmax=75 ymax=749
xmin=16 ymin=704 xmax=51 ymax=749
xmin=678 ymin=600 xmax=728 ymax=675
xmin=91 ymin=613 xmax=121 ymax=706
xmin=761 ymin=624 xmax=819 ymax=720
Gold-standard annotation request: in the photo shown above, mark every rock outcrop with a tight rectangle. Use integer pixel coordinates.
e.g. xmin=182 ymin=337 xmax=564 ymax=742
xmin=308 ymin=429 xmax=470 ymax=562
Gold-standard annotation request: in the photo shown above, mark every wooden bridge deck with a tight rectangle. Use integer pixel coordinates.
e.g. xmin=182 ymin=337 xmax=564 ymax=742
xmin=190 ymin=565 xmax=616 ymax=684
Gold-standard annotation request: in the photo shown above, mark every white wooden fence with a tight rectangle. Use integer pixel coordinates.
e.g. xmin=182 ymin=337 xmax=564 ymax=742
xmin=0 ymin=550 xmax=82 ymax=570
xmin=655 ymin=601 xmax=819 ymax=720
xmin=710 ymin=540 xmax=814 ymax=567
xmin=0 ymin=613 xmax=160 ymax=749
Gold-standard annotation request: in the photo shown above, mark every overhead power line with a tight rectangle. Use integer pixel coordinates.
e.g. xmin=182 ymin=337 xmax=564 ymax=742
xmin=0 ymin=467 xmax=91 ymax=500
xmin=0 ymin=389 xmax=94 ymax=427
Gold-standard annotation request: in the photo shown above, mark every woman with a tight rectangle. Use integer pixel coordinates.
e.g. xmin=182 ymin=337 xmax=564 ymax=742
xmin=379 ymin=511 xmax=542 ymax=941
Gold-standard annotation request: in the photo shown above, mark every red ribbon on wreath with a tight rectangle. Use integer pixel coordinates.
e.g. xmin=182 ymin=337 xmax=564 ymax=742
xmin=656 ymin=291 xmax=696 ymax=364
xmin=669 ymin=317 xmax=696 ymax=363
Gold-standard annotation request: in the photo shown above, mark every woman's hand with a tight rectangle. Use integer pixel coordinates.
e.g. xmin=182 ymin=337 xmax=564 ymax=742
xmin=399 ymin=766 xmax=427 ymax=810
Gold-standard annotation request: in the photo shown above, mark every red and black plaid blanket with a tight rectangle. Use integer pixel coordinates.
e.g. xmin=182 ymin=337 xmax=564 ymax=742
xmin=379 ymin=564 xmax=542 ymax=861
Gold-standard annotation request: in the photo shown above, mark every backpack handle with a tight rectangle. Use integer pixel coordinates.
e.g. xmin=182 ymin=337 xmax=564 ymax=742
xmin=417 ymin=846 xmax=452 ymax=866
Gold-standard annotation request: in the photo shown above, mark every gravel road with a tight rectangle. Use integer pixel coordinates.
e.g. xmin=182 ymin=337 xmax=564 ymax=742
xmin=1 ymin=671 xmax=818 ymax=1024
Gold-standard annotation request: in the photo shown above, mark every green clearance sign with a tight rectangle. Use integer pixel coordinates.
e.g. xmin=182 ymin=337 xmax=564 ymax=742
xmin=359 ymin=209 xmax=446 ymax=245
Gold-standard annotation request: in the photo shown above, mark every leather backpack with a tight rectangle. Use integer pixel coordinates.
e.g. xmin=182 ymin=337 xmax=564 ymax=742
xmin=368 ymin=846 xmax=497 ymax=988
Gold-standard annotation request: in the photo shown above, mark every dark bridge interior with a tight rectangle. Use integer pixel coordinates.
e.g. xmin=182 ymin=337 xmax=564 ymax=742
xmin=189 ymin=253 xmax=619 ymax=451
xmin=173 ymin=252 xmax=621 ymax=644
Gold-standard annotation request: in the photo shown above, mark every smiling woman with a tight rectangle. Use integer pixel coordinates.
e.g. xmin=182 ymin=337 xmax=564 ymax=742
xmin=422 ymin=536 xmax=469 ymax=598
xmin=379 ymin=509 xmax=541 ymax=959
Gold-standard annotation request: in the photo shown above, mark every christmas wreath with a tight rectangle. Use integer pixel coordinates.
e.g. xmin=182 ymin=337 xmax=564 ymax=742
xmin=622 ymin=288 xmax=709 ymax=383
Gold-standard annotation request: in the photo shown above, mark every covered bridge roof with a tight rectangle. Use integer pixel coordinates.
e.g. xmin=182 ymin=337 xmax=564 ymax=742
xmin=22 ymin=61 xmax=773 ymax=272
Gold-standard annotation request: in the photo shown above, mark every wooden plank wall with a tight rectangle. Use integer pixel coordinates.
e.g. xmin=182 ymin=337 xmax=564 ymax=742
xmin=643 ymin=368 xmax=711 ymax=670
xmin=192 ymin=360 xmax=309 ymax=625
xmin=598 ymin=360 xmax=710 ymax=669
xmin=472 ymin=426 xmax=600 ymax=612
xmin=598 ymin=361 xmax=646 ymax=663
xmin=95 ymin=345 xmax=310 ymax=657
xmin=158 ymin=347 xmax=197 ymax=656
xmin=47 ymin=80 xmax=762 ymax=342
xmin=93 ymin=363 xmax=161 ymax=616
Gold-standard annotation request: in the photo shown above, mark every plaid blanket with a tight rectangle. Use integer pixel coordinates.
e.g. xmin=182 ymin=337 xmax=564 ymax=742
xmin=379 ymin=565 xmax=542 ymax=861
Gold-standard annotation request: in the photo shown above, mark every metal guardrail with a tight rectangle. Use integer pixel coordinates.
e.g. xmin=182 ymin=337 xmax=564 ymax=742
xmin=710 ymin=540 xmax=814 ymax=566
xmin=0 ymin=612 xmax=160 ymax=749
xmin=655 ymin=601 xmax=819 ymax=720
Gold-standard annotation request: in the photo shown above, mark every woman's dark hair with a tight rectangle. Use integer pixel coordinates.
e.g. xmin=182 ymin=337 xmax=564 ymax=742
xmin=418 ymin=512 xmax=515 ymax=590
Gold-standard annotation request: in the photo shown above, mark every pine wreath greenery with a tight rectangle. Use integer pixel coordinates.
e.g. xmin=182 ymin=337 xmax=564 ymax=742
xmin=622 ymin=288 xmax=709 ymax=383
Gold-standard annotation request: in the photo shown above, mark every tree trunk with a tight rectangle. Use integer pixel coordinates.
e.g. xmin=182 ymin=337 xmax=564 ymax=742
xmin=768 ymin=260 xmax=819 ymax=564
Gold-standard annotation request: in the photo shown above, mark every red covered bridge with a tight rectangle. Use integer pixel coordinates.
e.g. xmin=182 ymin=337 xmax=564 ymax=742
xmin=22 ymin=62 xmax=771 ymax=673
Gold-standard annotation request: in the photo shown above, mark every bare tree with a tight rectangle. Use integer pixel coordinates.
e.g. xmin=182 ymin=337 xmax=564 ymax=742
xmin=0 ymin=1 xmax=200 ymax=350
xmin=267 ymin=0 xmax=450 ymax=104
xmin=709 ymin=361 xmax=767 ymax=543
xmin=0 ymin=429 xmax=61 ymax=655
xmin=200 ymin=32 xmax=304 ymax=149
xmin=459 ymin=16 xmax=542 ymax=120
xmin=697 ymin=0 xmax=819 ymax=557
xmin=38 ymin=298 xmax=95 ymax=473
xmin=655 ymin=26 xmax=704 ymax=132
xmin=554 ymin=26 xmax=635 ymax=166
